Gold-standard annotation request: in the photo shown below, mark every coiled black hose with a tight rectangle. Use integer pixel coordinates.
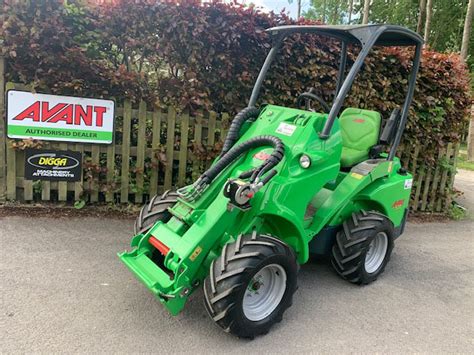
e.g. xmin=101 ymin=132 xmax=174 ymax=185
xmin=200 ymin=135 xmax=284 ymax=185
xmin=221 ymin=107 xmax=261 ymax=156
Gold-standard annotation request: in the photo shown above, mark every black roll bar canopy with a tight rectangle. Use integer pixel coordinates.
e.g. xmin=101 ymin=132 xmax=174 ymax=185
xmin=247 ymin=24 xmax=423 ymax=161
xmin=264 ymin=25 xmax=423 ymax=46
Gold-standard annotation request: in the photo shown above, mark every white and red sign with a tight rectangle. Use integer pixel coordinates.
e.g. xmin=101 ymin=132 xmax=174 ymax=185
xmin=7 ymin=90 xmax=115 ymax=144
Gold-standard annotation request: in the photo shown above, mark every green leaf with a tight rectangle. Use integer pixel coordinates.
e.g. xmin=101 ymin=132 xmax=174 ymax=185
xmin=74 ymin=200 xmax=86 ymax=209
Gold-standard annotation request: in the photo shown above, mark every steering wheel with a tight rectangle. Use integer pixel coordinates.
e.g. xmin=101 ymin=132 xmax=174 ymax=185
xmin=297 ymin=91 xmax=331 ymax=113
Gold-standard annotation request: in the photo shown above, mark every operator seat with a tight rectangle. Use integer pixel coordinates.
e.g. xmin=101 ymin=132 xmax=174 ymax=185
xmin=339 ymin=108 xmax=381 ymax=168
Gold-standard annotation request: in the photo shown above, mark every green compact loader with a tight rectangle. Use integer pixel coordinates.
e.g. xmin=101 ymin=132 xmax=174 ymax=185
xmin=119 ymin=25 xmax=422 ymax=338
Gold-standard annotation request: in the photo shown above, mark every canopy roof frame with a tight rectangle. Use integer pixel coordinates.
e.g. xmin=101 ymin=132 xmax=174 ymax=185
xmin=265 ymin=25 xmax=423 ymax=47
xmin=247 ymin=24 xmax=423 ymax=161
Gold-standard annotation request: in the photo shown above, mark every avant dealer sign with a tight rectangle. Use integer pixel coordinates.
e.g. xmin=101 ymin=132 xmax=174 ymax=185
xmin=7 ymin=90 xmax=114 ymax=144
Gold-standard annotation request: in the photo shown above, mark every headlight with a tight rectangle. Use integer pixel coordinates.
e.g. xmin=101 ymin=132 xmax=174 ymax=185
xmin=299 ymin=154 xmax=311 ymax=168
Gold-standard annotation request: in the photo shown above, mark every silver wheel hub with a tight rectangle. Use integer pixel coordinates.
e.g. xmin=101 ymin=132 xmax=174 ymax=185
xmin=365 ymin=232 xmax=388 ymax=274
xmin=243 ymin=264 xmax=287 ymax=321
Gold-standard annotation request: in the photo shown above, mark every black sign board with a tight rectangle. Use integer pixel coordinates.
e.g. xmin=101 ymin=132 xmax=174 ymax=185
xmin=25 ymin=149 xmax=82 ymax=182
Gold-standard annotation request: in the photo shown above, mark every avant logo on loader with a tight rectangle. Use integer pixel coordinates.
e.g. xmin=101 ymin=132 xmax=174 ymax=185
xmin=392 ymin=199 xmax=405 ymax=209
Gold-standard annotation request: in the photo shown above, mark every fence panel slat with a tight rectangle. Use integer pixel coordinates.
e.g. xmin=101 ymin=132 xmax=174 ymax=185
xmin=135 ymin=101 xmax=147 ymax=203
xmin=428 ymin=147 xmax=444 ymax=211
xmin=90 ymin=145 xmax=100 ymax=202
xmin=75 ymin=143 xmax=84 ymax=201
xmin=207 ymin=111 xmax=216 ymax=146
xmin=420 ymin=167 xmax=432 ymax=211
xmin=23 ymin=179 xmax=33 ymax=201
xmin=178 ymin=112 xmax=189 ymax=187
xmin=105 ymin=139 xmax=116 ymax=202
xmin=436 ymin=143 xmax=453 ymax=212
xmin=221 ymin=112 xmax=229 ymax=143
xmin=6 ymin=141 xmax=16 ymax=200
xmin=164 ymin=108 xmax=176 ymax=190
xmin=21 ymin=147 xmax=33 ymax=201
xmin=192 ymin=113 xmax=203 ymax=181
xmin=412 ymin=165 xmax=425 ymax=211
xmin=41 ymin=180 xmax=51 ymax=201
xmin=149 ymin=109 xmax=162 ymax=197
xmin=120 ymin=100 xmax=132 ymax=203
xmin=58 ymin=143 xmax=68 ymax=201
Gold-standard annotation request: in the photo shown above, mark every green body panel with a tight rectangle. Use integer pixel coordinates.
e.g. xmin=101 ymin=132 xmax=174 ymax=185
xmin=119 ymin=104 xmax=413 ymax=315
xmin=339 ymin=108 xmax=381 ymax=167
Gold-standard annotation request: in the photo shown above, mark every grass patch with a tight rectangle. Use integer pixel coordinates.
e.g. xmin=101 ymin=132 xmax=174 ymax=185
xmin=457 ymin=145 xmax=474 ymax=171
xmin=448 ymin=204 xmax=467 ymax=220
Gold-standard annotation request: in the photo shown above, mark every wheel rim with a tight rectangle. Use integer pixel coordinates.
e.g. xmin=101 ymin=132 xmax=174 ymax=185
xmin=364 ymin=232 xmax=388 ymax=274
xmin=242 ymin=264 xmax=287 ymax=321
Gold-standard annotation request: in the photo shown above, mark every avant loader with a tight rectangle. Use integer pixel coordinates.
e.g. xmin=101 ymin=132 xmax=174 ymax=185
xmin=119 ymin=25 xmax=422 ymax=338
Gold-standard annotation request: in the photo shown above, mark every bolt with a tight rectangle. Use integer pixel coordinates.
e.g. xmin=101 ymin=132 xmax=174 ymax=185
xmin=249 ymin=279 xmax=262 ymax=292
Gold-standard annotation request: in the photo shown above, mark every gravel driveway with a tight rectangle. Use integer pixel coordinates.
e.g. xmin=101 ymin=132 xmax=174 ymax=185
xmin=1 ymin=171 xmax=473 ymax=353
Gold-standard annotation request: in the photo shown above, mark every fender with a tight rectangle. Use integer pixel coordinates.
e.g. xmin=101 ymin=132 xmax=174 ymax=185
xmin=257 ymin=212 xmax=308 ymax=263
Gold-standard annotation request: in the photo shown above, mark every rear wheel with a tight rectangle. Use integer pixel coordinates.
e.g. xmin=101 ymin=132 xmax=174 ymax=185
xmin=134 ymin=190 xmax=178 ymax=235
xmin=203 ymin=233 xmax=298 ymax=338
xmin=331 ymin=210 xmax=394 ymax=285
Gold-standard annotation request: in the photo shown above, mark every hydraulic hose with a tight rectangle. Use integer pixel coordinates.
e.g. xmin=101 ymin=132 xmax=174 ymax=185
xmin=200 ymin=135 xmax=284 ymax=186
xmin=221 ymin=107 xmax=261 ymax=156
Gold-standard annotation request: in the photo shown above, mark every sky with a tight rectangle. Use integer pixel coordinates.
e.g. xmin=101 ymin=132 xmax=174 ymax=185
xmin=239 ymin=0 xmax=311 ymax=18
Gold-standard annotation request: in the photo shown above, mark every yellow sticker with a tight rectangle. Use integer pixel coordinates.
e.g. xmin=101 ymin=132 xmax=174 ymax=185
xmin=189 ymin=246 xmax=202 ymax=262
xmin=388 ymin=162 xmax=393 ymax=173
xmin=351 ymin=172 xmax=364 ymax=180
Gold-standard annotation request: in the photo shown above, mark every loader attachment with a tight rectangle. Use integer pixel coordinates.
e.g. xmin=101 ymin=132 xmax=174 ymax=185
xmin=119 ymin=195 xmax=240 ymax=315
xmin=119 ymin=245 xmax=186 ymax=315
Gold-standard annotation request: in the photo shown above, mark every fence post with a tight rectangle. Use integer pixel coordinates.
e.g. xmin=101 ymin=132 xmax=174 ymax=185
xmin=164 ymin=107 xmax=176 ymax=190
xmin=120 ymin=100 xmax=132 ymax=203
xmin=0 ymin=56 xmax=6 ymax=201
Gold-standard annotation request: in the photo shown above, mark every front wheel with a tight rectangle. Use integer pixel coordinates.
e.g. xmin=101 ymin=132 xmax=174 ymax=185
xmin=203 ymin=233 xmax=298 ymax=338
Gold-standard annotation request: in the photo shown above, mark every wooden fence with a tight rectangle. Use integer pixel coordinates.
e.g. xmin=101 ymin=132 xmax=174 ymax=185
xmin=0 ymin=80 xmax=460 ymax=212
xmin=399 ymin=142 xmax=460 ymax=212
xmin=0 ymin=81 xmax=230 ymax=205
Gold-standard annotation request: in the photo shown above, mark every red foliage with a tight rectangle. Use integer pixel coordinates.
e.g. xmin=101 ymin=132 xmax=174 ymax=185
xmin=1 ymin=1 xmax=145 ymax=98
xmin=1 ymin=0 xmax=471 ymax=163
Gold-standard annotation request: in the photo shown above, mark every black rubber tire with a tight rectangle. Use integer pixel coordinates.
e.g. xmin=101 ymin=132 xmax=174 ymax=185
xmin=203 ymin=232 xmax=298 ymax=339
xmin=134 ymin=190 xmax=178 ymax=235
xmin=331 ymin=210 xmax=394 ymax=285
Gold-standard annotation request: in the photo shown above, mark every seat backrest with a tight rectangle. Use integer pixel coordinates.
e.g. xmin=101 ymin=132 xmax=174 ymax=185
xmin=339 ymin=108 xmax=381 ymax=167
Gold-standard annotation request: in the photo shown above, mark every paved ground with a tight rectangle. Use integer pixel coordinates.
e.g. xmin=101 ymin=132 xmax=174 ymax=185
xmin=455 ymin=169 xmax=474 ymax=219
xmin=1 ymin=172 xmax=473 ymax=353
